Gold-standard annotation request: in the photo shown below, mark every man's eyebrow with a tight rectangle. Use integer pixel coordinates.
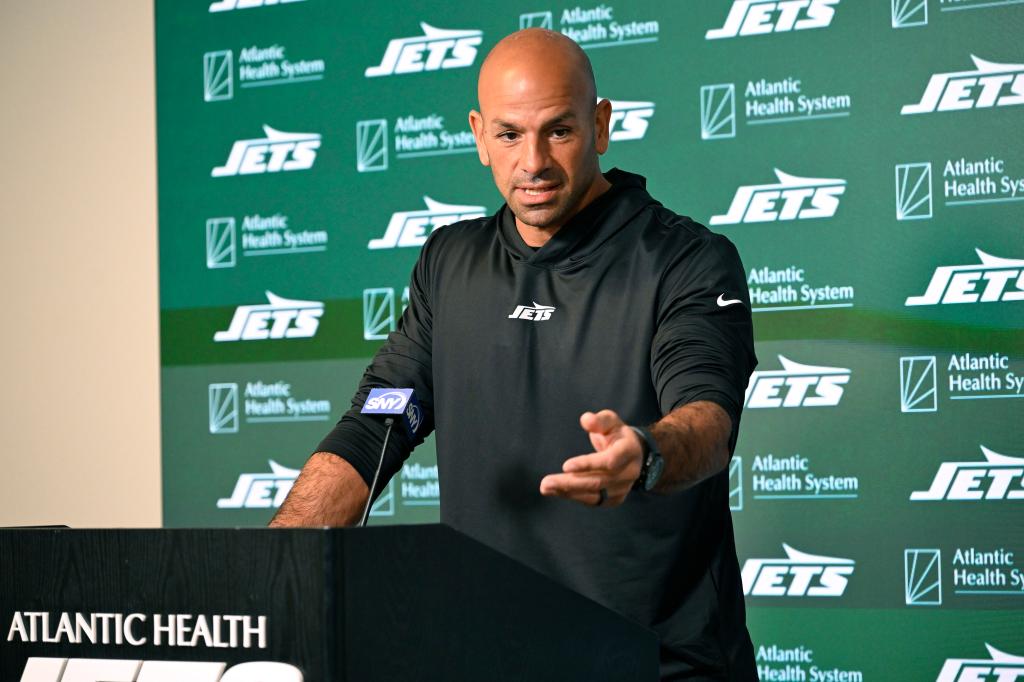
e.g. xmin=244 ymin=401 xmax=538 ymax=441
xmin=491 ymin=111 xmax=579 ymax=130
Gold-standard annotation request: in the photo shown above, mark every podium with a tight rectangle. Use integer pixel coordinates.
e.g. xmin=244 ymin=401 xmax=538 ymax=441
xmin=1 ymin=525 xmax=658 ymax=681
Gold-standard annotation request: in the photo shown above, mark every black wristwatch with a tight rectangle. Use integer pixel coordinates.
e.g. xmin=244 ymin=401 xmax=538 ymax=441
xmin=629 ymin=426 xmax=665 ymax=491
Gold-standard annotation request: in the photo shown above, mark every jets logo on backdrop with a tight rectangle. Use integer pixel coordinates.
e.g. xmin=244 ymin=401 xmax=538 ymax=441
xmin=606 ymin=99 xmax=655 ymax=141
xmin=368 ymin=197 xmax=485 ymax=249
xmin=19 ymin=658 xmax=302 ymax=682
xmin=935 ymin=644 xmax=1024 ymax=682
xmin=212 ymin=125 xmax=320 ymax=177
xmin=742 ymin=544 xmax=855 ymax=597
xmin=218 ymin=460 xmax=299 ymax=509
xmin=706 ymin=0 xmax=840 ymax=40
xmin=902 ymin=55 xmax=1024 ymax=115
xmin=209 ymin=0 xmax=304 ymax=11
xmin=745 ymin=355 xmax=851 ymax=408
xmin=365 ymin=22 xmax=482 ymax=77
xmin=905 ymin=249 xmax=1024 ymax=306
xmin=710 ymin=169 xmax=845 ymax=225
xmin=508 ymin=302 xmax=556 ymax=321
xmin=214 ymin=291 xmax=323 ymax=342
xmin=911 ymin=446 xmax=1024 ymax=501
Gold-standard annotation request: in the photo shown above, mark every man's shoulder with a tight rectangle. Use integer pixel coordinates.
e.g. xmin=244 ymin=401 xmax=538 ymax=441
xmin=636 ymin=203 xmax=739 ymax=259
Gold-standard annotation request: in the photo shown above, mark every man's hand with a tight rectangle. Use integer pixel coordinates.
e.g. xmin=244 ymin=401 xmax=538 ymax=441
xmin=539 ymin=409 xmax=643 ymax=508
xmin=539 ymin=401 xmax=734 ymax=507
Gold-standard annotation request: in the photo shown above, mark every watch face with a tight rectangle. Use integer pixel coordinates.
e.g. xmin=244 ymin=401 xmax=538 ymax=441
xmin=645 ymin=456 xmax=665 ymax=491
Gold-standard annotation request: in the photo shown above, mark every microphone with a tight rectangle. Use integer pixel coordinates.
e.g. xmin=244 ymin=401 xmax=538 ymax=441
xmin=358 ymin=388 xmax=424 ymax=526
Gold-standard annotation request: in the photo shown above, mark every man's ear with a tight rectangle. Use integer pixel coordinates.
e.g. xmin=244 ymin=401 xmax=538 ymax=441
xmin=594 ymin=98 xmax=612 ymax=155
xmin=468 ymin=110 xmax=490 ymax=166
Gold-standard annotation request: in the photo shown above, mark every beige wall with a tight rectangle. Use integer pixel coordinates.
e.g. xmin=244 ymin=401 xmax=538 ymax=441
xmin=0 ymin=1 xmax=160 ymax=526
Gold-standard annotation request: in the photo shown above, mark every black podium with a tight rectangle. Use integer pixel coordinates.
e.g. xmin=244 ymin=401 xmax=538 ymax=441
xmin=1 ymin=525 xmax=658 ymax=681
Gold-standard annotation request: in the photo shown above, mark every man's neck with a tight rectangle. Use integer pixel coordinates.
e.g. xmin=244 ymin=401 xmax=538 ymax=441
xmin=516 ymin=173 xmax=612 ymax=248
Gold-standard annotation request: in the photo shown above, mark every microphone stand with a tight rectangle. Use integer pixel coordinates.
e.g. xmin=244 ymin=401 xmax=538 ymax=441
xmin=359 ymin=417 xmax=395 ymax=527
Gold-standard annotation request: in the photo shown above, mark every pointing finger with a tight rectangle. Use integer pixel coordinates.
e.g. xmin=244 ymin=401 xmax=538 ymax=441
xmin=580 ymin=409 xmax=623 ymax=435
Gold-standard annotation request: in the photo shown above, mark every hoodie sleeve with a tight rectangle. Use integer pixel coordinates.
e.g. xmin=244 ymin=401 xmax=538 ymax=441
xmin=315 ymin=233 xmax=438 ymax=492
xmin=649 ymin=229 xmax=757 ymax=452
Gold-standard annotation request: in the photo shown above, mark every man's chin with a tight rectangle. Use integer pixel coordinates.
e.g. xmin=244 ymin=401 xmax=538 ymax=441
xmin=510 ymin=203 xmax=564 ymax=230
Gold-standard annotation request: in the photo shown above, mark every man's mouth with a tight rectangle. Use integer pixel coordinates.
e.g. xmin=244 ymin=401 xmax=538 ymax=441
xmin=517 ymin=184 xmax=561 ymax=202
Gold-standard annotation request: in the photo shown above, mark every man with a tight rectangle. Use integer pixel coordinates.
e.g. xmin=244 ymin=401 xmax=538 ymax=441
xmin=272 ymin=29 xmax=758 ymax=680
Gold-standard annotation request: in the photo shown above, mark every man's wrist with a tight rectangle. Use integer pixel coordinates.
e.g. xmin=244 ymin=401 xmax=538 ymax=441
xmin=630 ymin=425 xmax=664 ymax=491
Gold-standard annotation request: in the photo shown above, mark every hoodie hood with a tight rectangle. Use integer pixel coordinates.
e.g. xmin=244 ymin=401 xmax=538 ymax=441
xmin=496 ymin=168 xmax=660 ymax=269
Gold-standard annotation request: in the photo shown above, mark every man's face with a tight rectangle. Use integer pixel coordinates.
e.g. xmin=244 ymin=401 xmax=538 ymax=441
xmin=469 ymin=70 xmax=611 ymax=230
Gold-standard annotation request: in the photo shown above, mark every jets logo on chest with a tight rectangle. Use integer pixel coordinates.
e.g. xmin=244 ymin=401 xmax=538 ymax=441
xmin=508 ymin=302 xmax=556 ymax=321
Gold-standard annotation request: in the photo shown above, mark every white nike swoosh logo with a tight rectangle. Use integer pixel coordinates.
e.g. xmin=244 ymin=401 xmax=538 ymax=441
xmin=717 ymin=294 xmax=742 ymax=307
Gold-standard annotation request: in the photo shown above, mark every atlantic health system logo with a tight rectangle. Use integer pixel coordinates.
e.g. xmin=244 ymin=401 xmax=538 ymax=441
xmin=895 ymin=162 xmax=933 ymax=220
xmin=519 ymin=7 xmax=660 ymax=50
xmin=891 ymin=0 xmax=927 ymax=29
xmin=739 ymin=451 xmax=861 ymax=502
xmin=203 ymin=45 xmax=325 ymax=102
xmin=906 ymin=546 xmax=1024 ymax=607
xmin=900 ymin=351 xmax=1023 ymax=413
xmin=744 ymin=355 xmax=851 ymax=408
xmin=905 ymin=547 xmax=942 ymax=605
xmin=368 ymin=197 xmax=486 ymax=249
xmin=700 ymin=76 xmax=852 ymax=141
xmin=710 ymin=169 xmax=846 ymax=225
xmin=214 ymin=292 xmax=324 ymax=342
xmin=902 ymin=55 xmax=1024 ymax=115
xmin=742 ymin=544 xmax=855 ymax=597
xmin=212 ymin=125 xmax=320 ymax=177
xmin=209 ymin=383 xmax=240 ymax=434
xmin=356 ymin=114 xmax=476 ymax=173
xmin=900 ymin=355 xmax=938 ymax=413
xmin=207 ymin=214 xmax=328 ymax=268
xmin=363 ymin=287 xmax=409 ymax=341
xmin=896 ymin=156 xmax=1024 ymax=220
xmin=905 ymin=249 xmax=1024 ymax=305
xmin=365 ymin=23 xmax=482 ymax=78
xmin=706 ymin=0 xmax=841 ymax=40
xmin=893 ymin=0 xmax=1020 ymax=28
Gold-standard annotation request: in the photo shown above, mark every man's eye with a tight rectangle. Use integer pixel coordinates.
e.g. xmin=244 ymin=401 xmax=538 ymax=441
xmin=551 ymin=128 xmax=571 ymax=139
xmin=498 ymin=131 xmax=519 ymax=142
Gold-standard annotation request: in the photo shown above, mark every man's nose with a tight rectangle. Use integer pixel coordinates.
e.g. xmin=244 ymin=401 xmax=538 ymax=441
xmin=520 ymin=134 xmax=550 ymax=176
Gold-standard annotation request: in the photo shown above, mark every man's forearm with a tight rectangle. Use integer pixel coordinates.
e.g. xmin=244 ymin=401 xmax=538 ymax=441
xmin=649 ymin=401 xmax=733 ymax=493
xmin=269 ymin=452 xmax=370 ymax=527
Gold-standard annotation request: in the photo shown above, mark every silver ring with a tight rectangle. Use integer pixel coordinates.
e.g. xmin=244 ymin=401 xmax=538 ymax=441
xmin=596 ymin=487 xmax=608 ymax=506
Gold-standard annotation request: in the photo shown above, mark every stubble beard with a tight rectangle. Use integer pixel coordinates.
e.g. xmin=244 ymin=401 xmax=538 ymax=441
xmin=507 ymin=165 xmax=598 ymax=230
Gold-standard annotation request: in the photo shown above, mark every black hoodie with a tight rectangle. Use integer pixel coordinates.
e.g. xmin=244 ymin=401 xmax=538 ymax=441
xmin=320 ymin=168 xmax=759 ymax=680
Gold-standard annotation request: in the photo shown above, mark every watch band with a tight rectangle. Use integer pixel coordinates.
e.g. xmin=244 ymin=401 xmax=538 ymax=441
xmin=629 ymin=425 xmax=655 ymax=491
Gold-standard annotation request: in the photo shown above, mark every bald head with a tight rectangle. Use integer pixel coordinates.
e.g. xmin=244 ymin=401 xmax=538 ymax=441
xmin=477 ymin=28 xmax=596 ymax=114
xmin=467 ymin=29 xmax=612 ymax=241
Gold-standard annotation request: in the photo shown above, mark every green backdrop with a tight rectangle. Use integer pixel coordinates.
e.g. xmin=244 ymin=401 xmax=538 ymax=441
xmin=157 ymin=1 xmax=1024 ymax=678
